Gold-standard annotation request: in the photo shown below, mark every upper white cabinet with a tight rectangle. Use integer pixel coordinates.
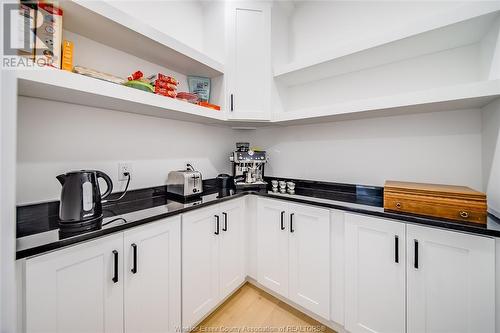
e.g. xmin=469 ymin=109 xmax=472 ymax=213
xmin=25 ymin=234 xmax=125 ymax=333
xmin=226 ymin=2 xmax=272 ymax=121
xmin=407 ymin=224 xmax=495 ymax=333
xmin=182 ymin=200 xmax=245 ymax=329
xmin=123 ymin=218 xmax=181 ymax=333
xmin=257 ymin=198 xmax=330 ymax=319
xmin=345 ymin=213 xmax=406 ymax=333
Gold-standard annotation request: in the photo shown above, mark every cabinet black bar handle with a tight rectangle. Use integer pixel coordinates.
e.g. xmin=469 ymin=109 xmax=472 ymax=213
xmin=280 ymin=211 xmax=285 ymax=230
xmin=230 ymin=94 xmax=234 ymax=111
xmin=112 ymin=250 xmax=119 ymax=283
xmin=131 ymin=243 xmax=138 ymax=274
xmin=222 ymin=212 xmax=228 ymax=231
xmin=290 ymin=213 xmax=295 ymax=233
xmin=214 ymin=215 xmax=220 ymax=235
xmin=394 ymin=235 xmax=399 ymax=263
xmin=414 ymin=239 xmax=419 ymax=269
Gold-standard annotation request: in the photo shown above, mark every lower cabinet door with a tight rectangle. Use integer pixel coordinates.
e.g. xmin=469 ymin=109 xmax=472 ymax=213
xmin=288 ymin=203 xmax=330 ymax=319
xmin=25 ymin=234 xmax=124 ymax=333
xmin=257 ymin=198 xmax=290 ymax=297
xmin=407 ymin=225 xmax=495 ymax=333
xmin=182 ymin=206 xmax=221 ymax=329
xmin=219 ymin=199 xmax=245 ymax=300
xmin=345 ymin=213 xmax=406 ymax=333
xmin=123 ymin=217 xmax=181 ymax=333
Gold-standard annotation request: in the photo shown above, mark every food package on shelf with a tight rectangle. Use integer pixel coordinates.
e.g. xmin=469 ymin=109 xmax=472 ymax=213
xmin=176 ymin=92 xmax=199 ymax=104
xmin=198 ymin=101 xmax=221 ymax=111
xmin=61 ymin=40 xmax=73 ymax=71
xmin=124 ymin=80 xmax=154 ymax=93
xmin=18 ymin=2 xmax=36 ymax=61
xmin=154 ymin=80 xmax=177 ymax=90
xmin=147 ymin=73 xmax=178 ymax=85
xmin=187 ymin=76 xmax=210 ymax=102
xmin=128 ymin=70 xmax=144 ymax=81
xmin=35 ymin=2 xmax=63 ymax=68
xmin=155 ymin=87 xmax=177 ymax=98
xmin=145 ymin=72 xmax=178 ymax=98
xmin=73 ymin=66 xmax=126 ymax=84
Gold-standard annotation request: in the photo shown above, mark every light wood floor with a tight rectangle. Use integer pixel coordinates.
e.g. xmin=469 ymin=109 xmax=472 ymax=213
xmin=197 ymin=283 xmax=336 ymax=332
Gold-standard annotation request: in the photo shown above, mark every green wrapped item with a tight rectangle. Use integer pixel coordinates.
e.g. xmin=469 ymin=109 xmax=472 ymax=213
xmin=124 ymin=80 xmax=154 ymax=93
xmin=188 ymin=76 xmax=210 ymax=102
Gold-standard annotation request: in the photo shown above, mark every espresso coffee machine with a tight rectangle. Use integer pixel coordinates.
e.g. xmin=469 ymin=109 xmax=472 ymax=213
xmin=229 ymin=142 xmax=268 ymax=190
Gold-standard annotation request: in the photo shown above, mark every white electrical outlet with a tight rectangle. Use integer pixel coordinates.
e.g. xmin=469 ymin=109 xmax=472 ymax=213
xmin=118 ymin=162 xmax=132 ymax=181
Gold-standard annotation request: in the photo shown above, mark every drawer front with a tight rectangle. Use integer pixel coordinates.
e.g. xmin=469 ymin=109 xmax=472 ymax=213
xmin=384 ymin=194 xmax=486 ymax=224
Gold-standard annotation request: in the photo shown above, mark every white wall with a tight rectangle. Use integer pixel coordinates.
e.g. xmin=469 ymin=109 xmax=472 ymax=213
xmin=250 ymin=109 xmax=483 ymax=190
xmin=63 ymin=30 xmax=191 ymax=92
xmin=16 ymin=97 xmax=240 ymax=205
xmin=17 ymin=101 xmax=488 ymax=205
xmin=482 ymin=98 xmax=500 ymax=215
xmin=110 ymin=0 xmax=205 ymax=52
xmin=108 ymin=0 xmax=225 ymax=63
xmin=288 ymin=1 xmax=467 ymax=61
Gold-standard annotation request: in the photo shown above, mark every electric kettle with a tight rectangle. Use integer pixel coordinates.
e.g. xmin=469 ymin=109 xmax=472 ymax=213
xmin=56 ymin=170 xmax=113 ymax=224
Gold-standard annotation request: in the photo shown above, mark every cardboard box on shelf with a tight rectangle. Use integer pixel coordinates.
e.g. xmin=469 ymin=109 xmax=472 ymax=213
xmin=35 ymin=2 xmax=63 ymax=68
xmin=18 ymin=3 xmax=36 ymax=61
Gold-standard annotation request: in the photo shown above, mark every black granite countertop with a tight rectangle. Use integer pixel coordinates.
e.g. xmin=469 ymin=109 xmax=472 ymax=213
xmin=16 ymin=179 xmax=500 ymax=259
xmin=16 ymin=184 xmax=246 ymax=259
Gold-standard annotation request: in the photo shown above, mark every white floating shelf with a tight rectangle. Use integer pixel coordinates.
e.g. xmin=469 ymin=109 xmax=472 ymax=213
xmin=18 ymin=70 xmax=226 ymax=124
xmin=274 ymin=80 xmax=500 ymax=125
xmin=274 ymin=3 xmax=500 ymax=86
xmin=60 ymin=0 xmax=224 ymax=78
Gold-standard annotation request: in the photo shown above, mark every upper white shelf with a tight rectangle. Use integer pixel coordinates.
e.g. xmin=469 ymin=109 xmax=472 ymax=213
xmin=16 ymin=70 xmax=500 ymax=126
xmin=273 ymin=80 xmax=500 ymax=125
xmin=60 ymin=1 xmax=224 ymax=78
xmin=18 ymin=70 xmax=226 ymax=124
xmin=274 ymin=3 xmax=500 ymax=86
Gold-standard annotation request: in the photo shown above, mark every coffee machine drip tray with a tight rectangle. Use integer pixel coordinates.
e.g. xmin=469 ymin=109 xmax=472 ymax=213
xmin=235 ymin=181 xmax=268 ymax=190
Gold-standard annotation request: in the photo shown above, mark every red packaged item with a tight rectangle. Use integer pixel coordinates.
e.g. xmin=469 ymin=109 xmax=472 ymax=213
xmin=128 ymin=70 xmax=143 ymax=81
xmin=147 ymin=73 xmax=178 ymax=85
xmin=176 ymin=92 xmax=199 ymax=104
xmin=154 ymin=80 xmax=177 ymax=90
xmin=155 ymin=86 xmax=176 ymax=98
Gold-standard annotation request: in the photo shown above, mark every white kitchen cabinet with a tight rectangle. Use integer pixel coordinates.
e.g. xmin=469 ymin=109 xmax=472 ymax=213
xmin=24 ymin=234 xmax=124 ymax=333
xmin=182 ymin=206 xmax=221 ymax=329
xmin=407 ymin=224 xmax=495 ymax=333
xmin=123 ymin=217 xmax=181 ymax=333
xmin=182 ymin=200 xmax=245 ymax=329
xmin=219 ymin=199 xmax=246 ymax=300
xmin=344 ymin=213 xmax=406 ymax=333
xmin=257 ymin=198 xmax=290 ymax=296
xmin=226 ymin=1 xmax=271 ymax=120
xmin=288 ymin=202 xmax=330 ymax=319
xmin=330 ymin=210 xmax=346 ymax=326
xmin=257 ymin=198 xmax=330 ymax=319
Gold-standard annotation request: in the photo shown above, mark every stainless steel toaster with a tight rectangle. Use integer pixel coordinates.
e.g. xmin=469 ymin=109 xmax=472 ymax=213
xmin=167 ymin=168 xmax=203 ymax=197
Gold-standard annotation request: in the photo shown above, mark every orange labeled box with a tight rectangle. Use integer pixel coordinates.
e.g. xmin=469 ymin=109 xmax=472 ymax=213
xmin=61 ymin=40 xmax=73 ymax=71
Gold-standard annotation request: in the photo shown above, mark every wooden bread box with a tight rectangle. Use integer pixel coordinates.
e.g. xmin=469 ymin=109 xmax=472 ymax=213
xmin=384 ymin=181 xmax=487 ymax=224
